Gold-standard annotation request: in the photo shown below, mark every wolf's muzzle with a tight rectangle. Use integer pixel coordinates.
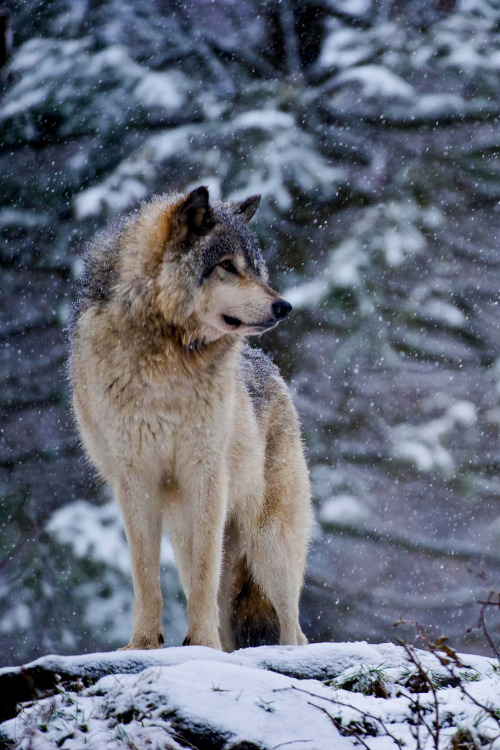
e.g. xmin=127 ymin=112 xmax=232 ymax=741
xmin=272 ymin=299 xmax=292 ymax=321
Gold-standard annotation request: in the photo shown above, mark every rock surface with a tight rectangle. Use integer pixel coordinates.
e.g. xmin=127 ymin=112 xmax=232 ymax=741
xmin=1 ymin=643 xmax=499 ymax=749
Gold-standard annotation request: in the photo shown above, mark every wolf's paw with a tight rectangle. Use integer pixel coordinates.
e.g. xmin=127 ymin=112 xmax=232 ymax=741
xmin=182 ymin=632 xmax=222 ymax=650
xmin=297 ymin=627 xmax=308 ymax=646
xmin=118 ymin=633 xmax=164 ymax=650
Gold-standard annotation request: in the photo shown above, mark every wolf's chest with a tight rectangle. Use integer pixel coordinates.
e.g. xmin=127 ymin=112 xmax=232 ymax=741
xmin=102 ymin=347 xmax=231 ymax=471
xmin=109 ymin=375 xmax=214 ymax=463
xmin=115 ymin=378 xmax=182 ymax=437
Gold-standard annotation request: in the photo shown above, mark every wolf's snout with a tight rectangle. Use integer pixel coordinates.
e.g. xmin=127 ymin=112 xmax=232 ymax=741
xmin=272 ymin=299 xmax=292 ymax=321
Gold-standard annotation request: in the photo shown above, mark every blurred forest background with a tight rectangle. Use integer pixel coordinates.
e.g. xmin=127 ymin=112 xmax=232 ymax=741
xmin=2 ymin=0 xmax=500 ymax=666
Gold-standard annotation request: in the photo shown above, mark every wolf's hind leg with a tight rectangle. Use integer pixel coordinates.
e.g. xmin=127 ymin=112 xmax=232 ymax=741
xmin=247 ymin=435 xmax=311 ymax=646
xmin=297 ymin=624 xmax=308 ymax=645
xmin=116 ymin=472 xmax=164 ymax=650
xmin=242 ymin=388 xmax=311 ymax=646
xmin=248 ymin=524 xmax=307 ymax=646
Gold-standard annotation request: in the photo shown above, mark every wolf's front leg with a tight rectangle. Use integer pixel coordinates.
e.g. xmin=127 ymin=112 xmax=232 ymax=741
xmin=179 ymin=465 xmax=228 ymax=650
xmin=116 ymin=472 xmax=164 ymax=650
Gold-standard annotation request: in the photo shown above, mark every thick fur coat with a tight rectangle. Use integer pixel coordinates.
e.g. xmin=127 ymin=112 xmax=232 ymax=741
xmin=70 ymin=187 xmax=311 ymax=651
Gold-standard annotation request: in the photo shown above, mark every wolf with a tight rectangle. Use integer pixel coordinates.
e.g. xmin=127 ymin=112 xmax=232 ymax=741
xmin=70 ymin=186 xmax=311 ymax=651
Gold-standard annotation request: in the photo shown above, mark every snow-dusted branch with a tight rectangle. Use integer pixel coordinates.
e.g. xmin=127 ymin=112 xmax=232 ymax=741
xmin=321 ymin=518 xmax=500 ymax=566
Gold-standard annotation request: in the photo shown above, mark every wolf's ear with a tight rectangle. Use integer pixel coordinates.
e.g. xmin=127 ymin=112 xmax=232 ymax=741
xmin=234 ymin=194 xmax=261 ymax=223
xmin=172 ymin=186 xmax=214 ymax=243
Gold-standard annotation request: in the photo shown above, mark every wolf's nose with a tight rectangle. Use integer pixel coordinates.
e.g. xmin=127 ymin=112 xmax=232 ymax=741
xmin=272 ymin=299 xmax=292 ymax=320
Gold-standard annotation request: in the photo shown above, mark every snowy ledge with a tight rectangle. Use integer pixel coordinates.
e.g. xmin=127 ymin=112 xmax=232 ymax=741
xmin=0 ymin=642 xmax=499 ymax=749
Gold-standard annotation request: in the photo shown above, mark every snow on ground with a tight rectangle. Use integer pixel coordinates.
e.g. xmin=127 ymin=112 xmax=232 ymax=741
xmin=1 ymin=642 xmax=499 ymax=749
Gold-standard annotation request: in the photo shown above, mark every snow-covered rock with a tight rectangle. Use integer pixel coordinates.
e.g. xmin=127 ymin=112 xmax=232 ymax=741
xmin=1 ymin=642 xmax=499 ymax=749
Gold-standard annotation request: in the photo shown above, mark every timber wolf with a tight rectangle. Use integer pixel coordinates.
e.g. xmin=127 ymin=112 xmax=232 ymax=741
xmin=70 ymin=186 xmax=311 ymax=651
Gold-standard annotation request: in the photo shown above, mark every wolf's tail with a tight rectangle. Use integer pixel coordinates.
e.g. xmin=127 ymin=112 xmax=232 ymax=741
xmin=231 ymin=558 xmax=280 ymax=649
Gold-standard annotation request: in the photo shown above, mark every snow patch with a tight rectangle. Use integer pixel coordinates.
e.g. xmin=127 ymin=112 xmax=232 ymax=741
xmin=391 ymin=400 xmax=477 ymax=475
xmin=134 ymin=70 xmax=187 ymax=111
xmin=2 ymin=642 xmax=499 ymax=749
xmin=46 ymin=499 xmax=176 ymax=574
xmin=319 ymin=495 xmax=371 ymax=525
xmin=335 ymin=64 xmax=415 ymax=100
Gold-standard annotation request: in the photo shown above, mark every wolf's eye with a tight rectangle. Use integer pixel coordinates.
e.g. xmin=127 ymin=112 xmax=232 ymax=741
xmin=220 ymin=259 xmax=238 ymax=274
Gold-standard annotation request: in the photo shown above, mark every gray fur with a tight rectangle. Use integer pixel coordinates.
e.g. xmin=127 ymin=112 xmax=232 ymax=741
xmin=71 ymin=216 xmax=128 ymax=330
xmin=196 ymin=203 xmax=266 ymax=283
xmin=240 ymin=344 xmax=279 ymax=415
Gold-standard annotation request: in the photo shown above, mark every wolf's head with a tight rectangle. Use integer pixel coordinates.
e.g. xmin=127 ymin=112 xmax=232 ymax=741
xmin=130 ymin=186 xmax=292 ymax=343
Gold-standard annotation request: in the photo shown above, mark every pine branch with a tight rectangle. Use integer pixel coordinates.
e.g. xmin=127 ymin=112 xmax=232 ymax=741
xmin=321 ymin=518 xmax=500 ymax=566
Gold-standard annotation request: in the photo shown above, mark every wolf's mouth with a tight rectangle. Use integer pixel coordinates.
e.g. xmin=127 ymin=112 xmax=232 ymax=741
xmin=222 ymin=314 xmax=276 ymax=332
xmin=222 ymin=314 xmax=241 ymax=328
